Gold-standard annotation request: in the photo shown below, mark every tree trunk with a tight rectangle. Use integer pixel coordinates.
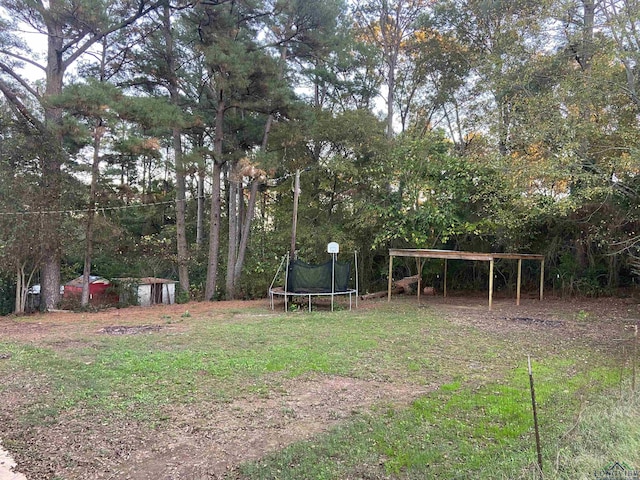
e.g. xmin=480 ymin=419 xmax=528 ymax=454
xmin=386 ymin=54 xmax=396 ymax=138
xmin=81 ymin=122 xmax=104 ymax=307
xmin=581 ymin=0 xmax=595 ymax=73
xmin=578 ymin=1 xmax=596 ymax=177
xmin=15 ymin=265 xmax=23 ymax=314
xmin=225 ymin=45 xmax=282 ymax=299
xmin=40 ymin=12 xmax=66 ymax=311
xmin=162 ymin=4 xmax=190 ymax=298
xmin=204 ymin=94 xmax=226 ymax=301
xmin=226 ymin=167 xmax=239 ymax=300
xmin=603 ymin=0 xmax=640 ymax=108
xmin=196 ymin=135 xmax=206 ymax=248
xmin=197 ymin=166 xmax=205 ymax=247
xmin=497 ymin=94 xmax=509 ymax=156
xmin=205 ymin=160 xmax=222 ymax=301
xmin=174 ymin=127 xmax=190 ymax=296
xmin=233 ymin=178 xmax=260 ymax=289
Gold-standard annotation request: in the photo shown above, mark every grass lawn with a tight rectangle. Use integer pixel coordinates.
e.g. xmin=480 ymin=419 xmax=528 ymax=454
xmin=0 ymin=297 xmax=638 ymax=479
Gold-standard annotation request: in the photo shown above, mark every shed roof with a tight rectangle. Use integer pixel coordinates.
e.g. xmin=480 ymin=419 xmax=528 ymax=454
xmin=65 ymin=276 xmax=110 ymax=287
xmin=114 ymin=277 xmax=178 ymax=285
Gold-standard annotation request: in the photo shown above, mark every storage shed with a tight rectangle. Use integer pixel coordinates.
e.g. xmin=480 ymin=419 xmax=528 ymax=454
xmin=115 ymin=277 xmax=178 ymax=307
xmin=63 ymin=276 xmax=117 ymax=306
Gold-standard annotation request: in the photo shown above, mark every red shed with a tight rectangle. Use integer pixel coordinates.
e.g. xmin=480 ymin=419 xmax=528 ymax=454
xmin=63 ymin=276 xmax=116 ymax=305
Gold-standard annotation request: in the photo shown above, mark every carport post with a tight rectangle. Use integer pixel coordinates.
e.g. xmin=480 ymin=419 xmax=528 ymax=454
xmin=517 ymin=259 xmax=522 ymax=306
xmin=443 ymin=259 xmax=448 ymax=298
xmin=489 ymin=259 xmax=494 ymax=310
xmin=388 ymin=255 xmax=394 ymax=302
xmin=540 ymin=259 xmax=545 ymax=301
xmin=416 ymin=258 xmax=423 ymax=304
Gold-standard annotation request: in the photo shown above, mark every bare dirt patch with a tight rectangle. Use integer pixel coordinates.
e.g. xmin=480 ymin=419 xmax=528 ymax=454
xmin=1 ymin=295 xmax=639 ymax=479
xmin=112 ymin=375 xmax=433 ymax=480
xmin=97 ymin=325 xmax=164 ymax=335
xmin=414 ymin=294 xmax=640 ymax=347
xmin=1 ymin=372 xmax=431 ymax=480
xmin=0 ymin=300 xmax=268 ymax=344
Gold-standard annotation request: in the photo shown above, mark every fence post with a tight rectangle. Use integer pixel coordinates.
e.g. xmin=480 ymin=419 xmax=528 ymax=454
xmin=633 ymin=325 xmax=638 ymax=392
xmin=528 ymin=355 xmax=543 ymax=478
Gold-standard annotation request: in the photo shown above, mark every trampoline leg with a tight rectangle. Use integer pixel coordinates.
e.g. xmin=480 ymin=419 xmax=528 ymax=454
xmin=309 ymin=294 xmax=312 ymax=312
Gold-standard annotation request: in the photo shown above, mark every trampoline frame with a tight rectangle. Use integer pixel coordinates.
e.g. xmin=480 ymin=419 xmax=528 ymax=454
xmin=268 ymin=251 xmax=359 ymax=312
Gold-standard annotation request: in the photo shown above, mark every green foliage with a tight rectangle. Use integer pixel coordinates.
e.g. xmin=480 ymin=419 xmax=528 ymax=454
xmin=175 ymin=288 xmax=190 ymax=305
xmin=0 ymin=273 xmax=15 ymax=315
xmin=366 ymin=131 xmax=504 ymax=250
xmin=2 ymin=0 xmax=640 ymax=304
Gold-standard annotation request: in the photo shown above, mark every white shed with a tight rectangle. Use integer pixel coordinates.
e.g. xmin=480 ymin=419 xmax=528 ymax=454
xmin=116 ymin=277 xmax=178 ymax=307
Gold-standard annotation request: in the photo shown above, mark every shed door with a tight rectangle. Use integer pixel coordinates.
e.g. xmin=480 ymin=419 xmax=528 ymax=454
xmin=151 ymin=283 xmax=163 ymax=304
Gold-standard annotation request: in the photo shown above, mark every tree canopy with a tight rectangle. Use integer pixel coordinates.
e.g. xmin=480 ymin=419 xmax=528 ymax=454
xmin=0 ymin=0 xmax=639 ymax=312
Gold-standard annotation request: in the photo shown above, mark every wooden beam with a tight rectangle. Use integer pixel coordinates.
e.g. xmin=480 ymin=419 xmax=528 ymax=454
xmin=389 ymin=248 xmax=490 ymax=261
xmin=389 ymin=248 xmax=543 ymax=262
xmin=492 ymin=253 xmax=545 ymax=261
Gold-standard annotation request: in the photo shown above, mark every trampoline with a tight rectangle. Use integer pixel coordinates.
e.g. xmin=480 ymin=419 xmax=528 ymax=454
xmin=269 ymin=249 xmax=358 ymax=312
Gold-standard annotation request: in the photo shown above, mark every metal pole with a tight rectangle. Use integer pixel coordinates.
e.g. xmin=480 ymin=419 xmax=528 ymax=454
xmin=284 ymin=251 xmax=290 ymax=311
xmin=332 ymin=255 xmax=336 ymax=311
xmin=528 ymin=355 xmax=544 ymax=478
xmin=269 ymin=254 xmax=287 ymax=310
xmin=290 ymin=169 xmax=301 ymax=261
xmin=355 ymin=250 xmax=359 ymax=308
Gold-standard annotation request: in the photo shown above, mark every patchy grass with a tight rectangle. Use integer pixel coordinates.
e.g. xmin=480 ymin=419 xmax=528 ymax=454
xmin=0 ymin=299 xmax=638 ymax=479
xmin=2 ymin=305 xmax=514 ymax=423
xmin=233 ymin=358 xmax=630 ymax=479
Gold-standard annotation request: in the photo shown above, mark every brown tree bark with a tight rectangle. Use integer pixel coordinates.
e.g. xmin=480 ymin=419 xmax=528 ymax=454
xmin=225 ymin=165 xmax=239 ymax=299
xmin=162 ymin=4 xmax=190 ymax=298
xmin=204 ymin=94 xmax=226 ymax=301
xmin=40 ymin=7 xmax=65 ymax=310
xmin=0 ymin=0 xmax=163 ymax=310
xmin=81 ymin=122 xmax=105 ymax=307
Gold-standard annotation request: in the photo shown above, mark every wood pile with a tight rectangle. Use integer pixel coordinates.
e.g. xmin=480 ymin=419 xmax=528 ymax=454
xmin=360 ymin=274 xmax=423 ymax=300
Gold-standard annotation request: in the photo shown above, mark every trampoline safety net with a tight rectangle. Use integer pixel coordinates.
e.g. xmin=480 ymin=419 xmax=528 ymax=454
xmin=287 ymin=259 xmax=351 ymax=293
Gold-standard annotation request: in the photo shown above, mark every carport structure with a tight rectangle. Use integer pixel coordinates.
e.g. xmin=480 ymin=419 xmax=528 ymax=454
xmin=387 ymin=249 xmax=545 ymax=310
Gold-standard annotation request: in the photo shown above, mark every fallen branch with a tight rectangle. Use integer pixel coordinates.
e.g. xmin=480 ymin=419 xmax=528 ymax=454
xmin=394 ymin=274 xmax=421 ymax=294
xmin=361 ymin=287 xmax=403 ymax=300
xmin=360 ymin=274 xmax=422 ymax=300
